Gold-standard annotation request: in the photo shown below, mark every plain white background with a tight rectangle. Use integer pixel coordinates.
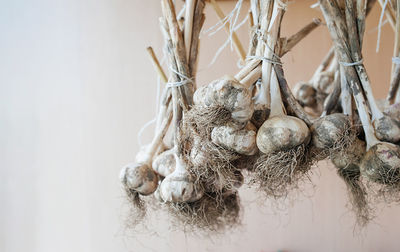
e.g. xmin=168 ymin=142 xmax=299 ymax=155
xmin=2 ymin=0 xmax=400 ymax=251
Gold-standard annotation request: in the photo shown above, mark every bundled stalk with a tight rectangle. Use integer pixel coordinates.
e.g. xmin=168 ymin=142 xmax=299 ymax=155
xmin=318 ymin=0 xmax=400 ymax=224
xmin=245 ymin=0 xmax=314 ymax=198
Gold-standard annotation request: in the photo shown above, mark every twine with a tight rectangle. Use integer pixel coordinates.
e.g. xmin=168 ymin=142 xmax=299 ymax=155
xmin=166 ymin=67 xmax=193 ymax=88
xmin=339 ymin=59 xmax=364 ymax=66
xmin=392 ymin=57 xmax=400 ymax=64
xmin=247 ymin=55 xmax=283 ymax=65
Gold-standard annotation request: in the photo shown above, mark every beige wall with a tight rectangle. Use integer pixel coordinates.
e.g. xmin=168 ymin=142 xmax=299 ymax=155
xmin=1 ymin=0 xmax=399 ymax=252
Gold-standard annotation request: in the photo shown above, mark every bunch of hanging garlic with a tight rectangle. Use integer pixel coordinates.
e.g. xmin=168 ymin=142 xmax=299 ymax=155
xmin=118 ymin=0 xmax=400 ymax=233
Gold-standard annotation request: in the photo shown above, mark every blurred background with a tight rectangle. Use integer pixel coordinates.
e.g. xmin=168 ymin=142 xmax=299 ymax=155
xmin=1 ymin=0 xmax=400 ymax=251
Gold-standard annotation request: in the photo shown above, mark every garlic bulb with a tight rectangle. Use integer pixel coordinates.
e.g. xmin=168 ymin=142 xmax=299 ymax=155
xmin=211 ymin=122 xmax=257 ymax=155
xmin=159 ymin=154 xmax=203 ymax=203
xmin=311 ymin=113 xmax=351 ymax=150
xmin=152 ymin=148 xmax=176 ymax=177
xmin=384 ymin=102 xmax=400 ymax=121
xmin=331 ymin=138 xmax=365 ymax=169
xmin=120 ymin=163 xmax=158 ymax=195
xmin=295 ymin=82 xmax=317 ymax=107
xmin=256 ymin=115 xmax=310 ymax=154
xmin=194 ymin=76 xmax=254 ymax=127
xmin=361 ymin=143 xmax=400 ymax=184
xmin=373 ymin=115 xmax=400 ymax=143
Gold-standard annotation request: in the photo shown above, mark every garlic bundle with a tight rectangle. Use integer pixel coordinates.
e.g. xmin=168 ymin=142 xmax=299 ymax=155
xmin=319 ymin=0 xmax=400 ymax=222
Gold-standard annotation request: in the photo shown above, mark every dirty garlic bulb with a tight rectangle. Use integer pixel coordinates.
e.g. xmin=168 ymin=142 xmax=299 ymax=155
xmin=193 ymin=76 xmax=254 ymax=128
xmin=159 ymin=154 xmax=204 ymax=203
xmin=349 ymin=78 xmax=400 ymax=185
xmin=120 ymin=163 xmax=158 ymax=195
xmin=120 ymin=106 xmax=172 ymax=196
xmin=257 ymin=115 xmax=310 ymax=154
xmin=384 ymin=102 xmax=400 ymax=121
xmin=211 ymin=122 xmax=258 ymax=155
xmin=294 ymin=82 xmax=317 ymax=107
xmin=331 ymin=138 xmax=366 ymax=169
xmin=361 ymin=143 xmax=400 ymax=184
xmin=373 ymin=116 xmax=400 ymax=144
xmin=310 ymin=113 xmax=352 ymax=150
xmin=152 ymin=147 xmax=176 ymax=177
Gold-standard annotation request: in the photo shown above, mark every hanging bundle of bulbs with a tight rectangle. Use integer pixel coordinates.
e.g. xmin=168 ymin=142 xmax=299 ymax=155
xmin=120 ymin=0 xmax=400 ymax=231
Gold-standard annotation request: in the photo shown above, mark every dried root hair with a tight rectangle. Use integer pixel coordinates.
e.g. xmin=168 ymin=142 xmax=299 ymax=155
xmin=327 ymin=122 xmax=358 ymax=160
xmin=252 ymin=143 xmax=312 ymax=198
xmin=179 ymin=113 xmax=241 ymax=195
xmin=184 ymin=104 xmax=231 ymax=135
xmin=123 ymin=187 xmax=147 ymax=228
xmin=189 ymin=140 xmax=241 ymax=194
xmin=337 ymin=164 xmax=372 ymax=227
xmin=232 ymin=151 xmax=260 ymax=171
xmin=365 ymin=172 xmax=400 ymax=204
xmin=166 ymin=191 xmax=241 ymax=233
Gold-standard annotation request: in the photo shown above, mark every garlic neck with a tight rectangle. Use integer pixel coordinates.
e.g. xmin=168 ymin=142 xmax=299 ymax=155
xmin=269 ymin=69 xmax=286 ymax=117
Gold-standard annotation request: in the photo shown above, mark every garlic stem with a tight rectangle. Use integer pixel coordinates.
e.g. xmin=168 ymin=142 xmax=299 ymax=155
xmin=310 ymin=47 xmax=335 ymax=83
xmin=234 ymin=58 xmax=261 ymax=81
xmin=321 ymin=69 xmax=341 ymax=117
xmin=269 ymin=70 xmax=286 ymax=117
xmin=184 ymin=0 xmax=196 ymax=61
xmin=145 ymin=105 xmax=173 ymax=165
xmin=241 ymin=65 xmax=262 ymax=88
xmin=340 ymin=66 xmax=352 ymax=116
